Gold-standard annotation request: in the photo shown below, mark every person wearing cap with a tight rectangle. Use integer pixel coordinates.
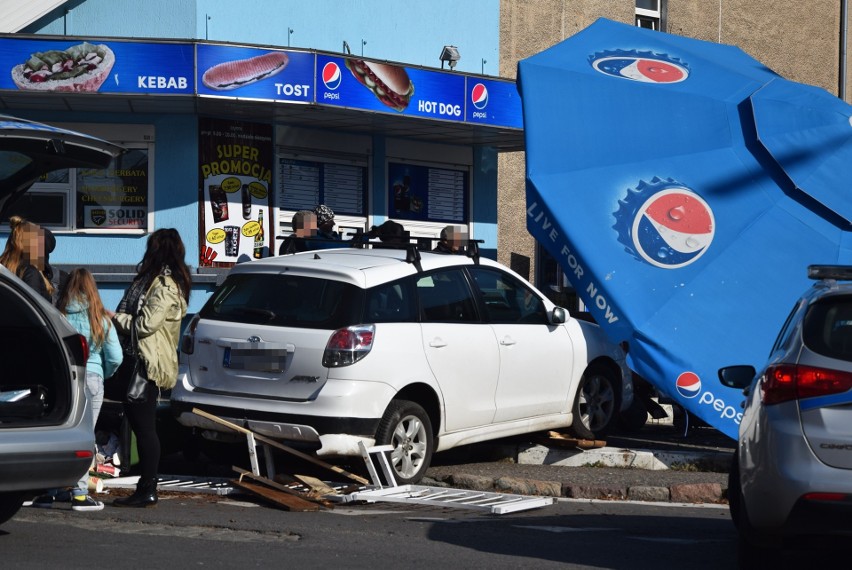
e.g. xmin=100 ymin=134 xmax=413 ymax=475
xmin=434 ymin=224 xmax=467 ymax=254
xmin=311 ymin=204 xmax=345 ymax=249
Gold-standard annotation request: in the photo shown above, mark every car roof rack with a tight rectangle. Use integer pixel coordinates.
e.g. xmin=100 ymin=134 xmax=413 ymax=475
xmin=808 ymin=265 xmax=852 ymax=281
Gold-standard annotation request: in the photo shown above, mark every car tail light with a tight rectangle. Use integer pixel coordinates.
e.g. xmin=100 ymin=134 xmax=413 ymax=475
xmin=180 ymin=314 xmax=201 ymax=355
xmin=74 ymin=450 xmax=94 ymax=459
xmin=761 ymin=364 xmax=852 ymax=405
xmin=322 ymin=325 xmax=375 ymax=367
xmin=802 ymin=492 xmax=852 ymax=502
xmin=64 ymin=334 xmax=89 ymax=367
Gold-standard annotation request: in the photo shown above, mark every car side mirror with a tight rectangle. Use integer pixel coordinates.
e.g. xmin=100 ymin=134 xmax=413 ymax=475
xmin=550 ymin=306 xmax=566 ymax=324
xmin=718 ymin=365 xmax=756 ymax=390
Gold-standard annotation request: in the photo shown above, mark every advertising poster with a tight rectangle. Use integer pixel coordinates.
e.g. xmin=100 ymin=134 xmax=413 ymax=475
xmin=199 ymin=118 xmax=273 ymax=266
xmin=197 ymin=44 xmax=313 ymax=102
xmin=316 ymin=54 xmax=466 ymax=122
xmin=0 ymin=37 xmax=193 ymax=94
xmin=388 ymin=162 xmax=468 ymax=223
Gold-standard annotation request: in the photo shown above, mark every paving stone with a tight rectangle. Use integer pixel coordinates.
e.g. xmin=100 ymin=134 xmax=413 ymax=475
xmin=628 ymin=486 xmax=670 ymax=502
xmin=563 ymin=484 xmax=627 ymax=500
xmin=669 ymin=482 xmax=723 ymax=503
xmin=448 ymin=473 xmax=494 ymax=491
xmin=494 ymin=476 xmax=562 ymax=497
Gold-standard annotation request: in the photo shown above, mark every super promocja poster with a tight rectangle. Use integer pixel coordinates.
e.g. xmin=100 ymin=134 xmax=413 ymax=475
xmin=199 ymin=118 xmax=272 ymax=266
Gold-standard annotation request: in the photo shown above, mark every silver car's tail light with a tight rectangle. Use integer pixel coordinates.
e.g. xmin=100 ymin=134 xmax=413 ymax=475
xmin=761 ymin=364 xmax=852 ymax=405
xmin=180 ymin=314 xmax=201 ymax=355
xmin=322 ymin=324 xmax=375 ymax=367
xmin=64 ymin=334 xmax=89 ymax=367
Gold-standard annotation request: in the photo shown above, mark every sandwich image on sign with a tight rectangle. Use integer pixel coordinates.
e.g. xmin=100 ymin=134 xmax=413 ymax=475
xmin=345 ymin=58 xmax=414 ymax=111
xmin=11 ymin=41 xmax=115 ymax=92
xmin=202 ymin=51 xmax=290 ymax=91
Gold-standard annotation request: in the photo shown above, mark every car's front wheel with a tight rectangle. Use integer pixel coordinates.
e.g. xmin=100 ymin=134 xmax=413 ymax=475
xmin=571 ymin=364 xmax=621 ymax=440
xmin=375 ymin=400 xmax=434 ymax=485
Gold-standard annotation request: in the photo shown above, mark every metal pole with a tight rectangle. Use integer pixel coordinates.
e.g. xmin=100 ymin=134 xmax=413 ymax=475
xmin=841 ymin=0 xmax=848 ymax=100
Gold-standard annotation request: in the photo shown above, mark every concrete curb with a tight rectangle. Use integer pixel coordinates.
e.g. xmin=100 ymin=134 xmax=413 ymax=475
xmin=425 ymin=442 xmax=732 ymax=504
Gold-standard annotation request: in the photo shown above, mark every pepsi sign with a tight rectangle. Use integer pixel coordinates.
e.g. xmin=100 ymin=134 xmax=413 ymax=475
xmin=590 ymin=50 xmax=689 ymax=83
xmin=465 ymin=77 xmax=523 ymax=128
xmin=614 ymin=178 xmax=715 ymax=269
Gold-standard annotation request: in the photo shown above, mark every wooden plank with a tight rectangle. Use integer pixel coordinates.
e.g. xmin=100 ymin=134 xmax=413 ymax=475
xmin=544 ymin=431 xmax=606 ymax=449
xmin=234 ymin=467 xmax=336 ymax=508
xmin=292 ymin=474 xmax=339 ymax=496
xmin=231 ymin=478 xmax=320 ymax=511
xmin=192 ymin=407 xmax=370 ymax=485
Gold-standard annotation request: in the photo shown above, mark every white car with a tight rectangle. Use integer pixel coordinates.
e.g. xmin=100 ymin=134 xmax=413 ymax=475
xmin=171 ymin=245 xmax=632 ymax=483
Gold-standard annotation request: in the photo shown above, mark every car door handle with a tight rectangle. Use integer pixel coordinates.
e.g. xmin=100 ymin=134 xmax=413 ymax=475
xmin=499 ymin=336 xmax=516 ymax=346
xmin=429 ymin=338 xmax=448 ymax=348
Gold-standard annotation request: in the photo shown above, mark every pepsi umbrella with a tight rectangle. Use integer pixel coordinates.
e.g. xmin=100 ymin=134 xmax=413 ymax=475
xmin=518 ymin=18 xmax=852 ymax=439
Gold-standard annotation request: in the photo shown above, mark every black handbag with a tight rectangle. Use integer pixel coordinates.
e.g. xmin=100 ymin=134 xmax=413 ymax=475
xmin=109 ymin=319 xmax=150 ymax=404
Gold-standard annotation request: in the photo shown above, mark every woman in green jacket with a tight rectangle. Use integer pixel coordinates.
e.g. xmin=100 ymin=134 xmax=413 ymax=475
xmin=110 ymin=229 xmax=191 ymax=508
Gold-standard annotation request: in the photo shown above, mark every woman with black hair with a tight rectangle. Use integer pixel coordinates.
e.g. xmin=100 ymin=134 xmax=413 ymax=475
xmin=109 ymin=228 xmax=191 ymax=508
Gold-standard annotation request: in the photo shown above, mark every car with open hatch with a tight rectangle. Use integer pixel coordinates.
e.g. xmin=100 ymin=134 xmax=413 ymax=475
xmin=719 ymin=264 xmax=852 ymax=558
xmin=0 ymin=115 xmax=123 ymax=525
xmin=171 ymin=243 xmax=633 ymax=484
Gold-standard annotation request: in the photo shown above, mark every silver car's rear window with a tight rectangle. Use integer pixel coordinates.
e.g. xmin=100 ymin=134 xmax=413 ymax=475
xmin=199 ymin=273 xmax=363 ymax=330
xmin=802 ymin=295 xmax=852 ymax=362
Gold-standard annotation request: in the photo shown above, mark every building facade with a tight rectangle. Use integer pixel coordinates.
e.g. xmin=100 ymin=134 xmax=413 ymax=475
xmin=0 ymin=0 xmax=520 ymax=312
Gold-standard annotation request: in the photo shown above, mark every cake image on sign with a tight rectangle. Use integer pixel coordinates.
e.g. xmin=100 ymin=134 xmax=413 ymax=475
xmin=11 ymin=42 xmax=115 ymax=92
xmin=202 ymin=51 xmax=289 ymax=91
xmin=344 ymin=58 xmax=414 ymax=111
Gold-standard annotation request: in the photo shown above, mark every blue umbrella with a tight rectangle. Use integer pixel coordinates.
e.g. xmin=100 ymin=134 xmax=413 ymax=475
xmin=518 ymin=18 xmax=852 ymax=439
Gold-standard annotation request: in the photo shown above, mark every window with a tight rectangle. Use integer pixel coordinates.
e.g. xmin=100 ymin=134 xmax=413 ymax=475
xmin=201 ymin=273 xmax=363 ymax=330
xmin=1 ymin=126 xmax=153 ymax=233
xmin=468 ymin=266 xmax=548 ymax=325
xmin=636 ymin=0 xmax=664 ymax=31
xmin=388 ymin=162 xmax=469 ymax=223
xmin=416 ymin=269 xmax=478 ymax=323
xmin=365 ymin=279 xmax=416 ymax=323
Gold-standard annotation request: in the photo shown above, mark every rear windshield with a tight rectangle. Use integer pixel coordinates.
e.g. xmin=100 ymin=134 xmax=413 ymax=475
xmin=802 ymin=295 xmax=852 ymax=362
xmin=199 ymin=273 xmax=363 ymax=330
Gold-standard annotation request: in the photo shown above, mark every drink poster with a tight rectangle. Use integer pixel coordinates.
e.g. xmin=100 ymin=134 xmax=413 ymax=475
xmin=199 ymin=118 xmax=273 ymax=265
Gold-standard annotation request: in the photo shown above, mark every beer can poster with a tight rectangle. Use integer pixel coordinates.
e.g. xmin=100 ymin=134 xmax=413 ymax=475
xmin=199 ymin=118 xmax=273 ymax=265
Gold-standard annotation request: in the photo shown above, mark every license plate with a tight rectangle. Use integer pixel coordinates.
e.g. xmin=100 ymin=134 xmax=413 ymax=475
xmin=223 ymin=347 xmax=287 ymax=372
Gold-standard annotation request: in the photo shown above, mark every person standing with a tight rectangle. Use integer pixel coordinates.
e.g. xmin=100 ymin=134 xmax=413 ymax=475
xmin=56 ymin=268 xmax=123 ymax=511
xmin=110 ymin=229 xmax=190 ymax=508
xmin=278 ymin=209 xmax=317 ymax=254
xmin=312 ymin=204 xmax=344 ymax=248
xmin=433 ymin=225 xmax=467 ymax=254
xmin=42 ymin=226 xmax=69 ymax=305
xmin=0 ymin=215 xmax=53 ymax=302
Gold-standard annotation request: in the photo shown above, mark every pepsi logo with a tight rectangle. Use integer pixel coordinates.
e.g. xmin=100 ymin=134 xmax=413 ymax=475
xmin=591 ymin=55 xmax=688 ymax=83
xmin=631 ymin=187 xmax=714 ymax=269
xmin=471 ymin=83 xmax=489 ymax=110
xmin=322 ymin=62 xmax=342 ymax=90
xmin=676 ymin=372 xmax=702 ymax=399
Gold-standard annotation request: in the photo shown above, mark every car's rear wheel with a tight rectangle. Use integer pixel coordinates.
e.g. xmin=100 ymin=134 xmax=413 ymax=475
xmin=571 ymin=364 xmax=621 ymax=440
xmin=0 ymin=491 xmax=25 ymax=526
xmin=375 ymin=400 xmax=433 ymax=485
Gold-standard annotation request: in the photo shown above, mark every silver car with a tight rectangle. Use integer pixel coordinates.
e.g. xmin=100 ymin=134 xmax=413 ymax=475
xmin=719 ymin=265 xmax=852 ymax=555
xmin=0 ymin=115 xmax=122 ymax=525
